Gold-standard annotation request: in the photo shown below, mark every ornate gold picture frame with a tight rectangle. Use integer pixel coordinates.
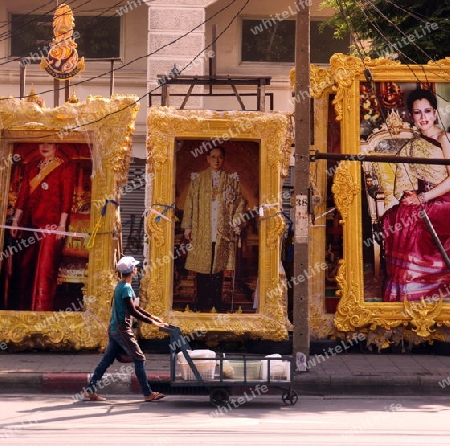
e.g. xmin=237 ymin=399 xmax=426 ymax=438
xmin=0 ymin=95 xmax=139 ymax=350
xmin=142 ymin=107 xmax=293 ymax=341
xmin=329 ymin=54 xmax=450 ymax=343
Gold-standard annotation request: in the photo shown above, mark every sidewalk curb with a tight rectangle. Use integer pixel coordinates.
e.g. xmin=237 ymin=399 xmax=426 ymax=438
xmin=293 ymin=373 xmax=450 ymax=396
xmin=0 ymin=372 xmax=171 ymax=395
xmin=2 ymin=371 xmax=450 ymax=396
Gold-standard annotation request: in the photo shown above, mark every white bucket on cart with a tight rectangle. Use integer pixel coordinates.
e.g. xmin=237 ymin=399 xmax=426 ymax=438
xmin=260 ymin=354 xmax=291 ymax=380
xmin=176 ymin=349 xmax=216 ymax=380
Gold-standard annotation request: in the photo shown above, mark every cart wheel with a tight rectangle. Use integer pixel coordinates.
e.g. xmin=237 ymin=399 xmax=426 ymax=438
xmin=210 ymin=387 xmax=230 ymax=406
xmin=282 ymin=390 xmax=299 ymax=405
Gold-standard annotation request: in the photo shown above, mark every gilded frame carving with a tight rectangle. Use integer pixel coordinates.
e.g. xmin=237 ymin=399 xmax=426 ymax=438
xmin=143 ymin=107 xmax=293 ymax=341
xmin=330 ymin=54 xmax=450 ymax=342
xmin=0 ymin=94 xmax=139 ymax=350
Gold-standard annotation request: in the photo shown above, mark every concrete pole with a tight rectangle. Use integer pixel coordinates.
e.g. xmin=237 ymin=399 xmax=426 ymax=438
xmin=293 ymin=1 xmax=310 ymax=357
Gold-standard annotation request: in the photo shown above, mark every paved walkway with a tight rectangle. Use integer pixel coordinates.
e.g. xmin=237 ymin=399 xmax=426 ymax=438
xmin=1 ymin=351 xmax=450 ymax=396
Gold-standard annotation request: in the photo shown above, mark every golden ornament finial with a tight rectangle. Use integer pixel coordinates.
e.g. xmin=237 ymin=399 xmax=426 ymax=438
xmin=25 ymin=86 xmax=45 ymax=107
xmin=385 ymin=110 xmax=404 ymax=135
xmin=68 ymin=90 xmax=78 ymax=103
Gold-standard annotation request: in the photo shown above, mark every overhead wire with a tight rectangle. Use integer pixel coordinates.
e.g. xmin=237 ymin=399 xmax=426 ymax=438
xmin=0 ymin=0 xmax=126 ymax=65
xmin=0 ymin=0 xmax=57 ymax=34
xmin=332 ymin=0 xmax=420 ymax=199
xmin=378 ymin=0 xmax=450 ymax=30
xmin=359 ymin=0 xmax=450 ymax=269
xmin=351 ymin=0 xmax=435 ymax=156
xmin=0 ymin=0 xmax=95 ymax=44
xmin=334 ymin=0 xmax=393 ymax=128
xmin=337 ymin=0 xmax=450 ymax=256
xmin=0 ymin=0 xmax=251 ymax=140
xmin=355 ymin=0 xmax=450 ymax=139
xmin=362 ymin=0 xmax=450 ymax=81
xmin=0 ymin=0 xmax=144 ymax=68
xmin=1 ymin=0 xmax=242 ymax=101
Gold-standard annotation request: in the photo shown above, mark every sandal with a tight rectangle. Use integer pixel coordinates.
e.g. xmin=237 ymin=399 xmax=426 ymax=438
xmin=83 ymin=391 xmax=106 ymax=401
xmin=144 ymin=392 xmax=166 ymax=401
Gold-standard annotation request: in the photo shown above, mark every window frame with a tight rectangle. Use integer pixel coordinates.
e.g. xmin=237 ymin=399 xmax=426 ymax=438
xmin=9 ymin=13 xmax=122 ymax=60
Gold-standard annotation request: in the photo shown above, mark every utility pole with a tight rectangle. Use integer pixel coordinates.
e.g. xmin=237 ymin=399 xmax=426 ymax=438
xmin=293 ymin=1 xmax=310 ymax=358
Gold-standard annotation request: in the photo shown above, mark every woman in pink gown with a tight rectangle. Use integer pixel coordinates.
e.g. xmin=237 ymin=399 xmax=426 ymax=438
xmin=383 ymin=88 xmax=450 ymax=302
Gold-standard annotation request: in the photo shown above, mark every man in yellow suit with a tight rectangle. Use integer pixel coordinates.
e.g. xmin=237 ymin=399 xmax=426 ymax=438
xmin=182 ymin=147 xmax=245 ymax=311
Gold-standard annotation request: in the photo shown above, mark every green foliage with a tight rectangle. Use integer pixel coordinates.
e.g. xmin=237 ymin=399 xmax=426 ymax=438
xmin=320 ymin=0 xmax=450 ymax=64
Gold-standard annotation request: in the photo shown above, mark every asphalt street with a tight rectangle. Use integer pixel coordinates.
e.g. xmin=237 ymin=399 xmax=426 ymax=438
xmin=1 ymin=394 xmax=449 ymax=445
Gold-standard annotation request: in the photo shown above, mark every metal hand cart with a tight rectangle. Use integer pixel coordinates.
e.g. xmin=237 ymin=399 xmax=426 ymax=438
xmin=160 ymin=324 xmax=299 ymax=406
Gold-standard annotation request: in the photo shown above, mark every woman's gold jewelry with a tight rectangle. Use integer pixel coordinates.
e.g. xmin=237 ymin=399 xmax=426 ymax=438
xmin=39 ymin=159 xmax=53 ymax=168
xmin=39 ymin=157 xmax=58 ymax=170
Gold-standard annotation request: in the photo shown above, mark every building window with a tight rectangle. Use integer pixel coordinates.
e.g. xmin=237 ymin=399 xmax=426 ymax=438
xmin=241 ymin=19 xmax=350 ymax=64
xmin=242 ymin=19 xmax=295 ymax=63
xmin=10 ymin=15 xmax=120 ymax=59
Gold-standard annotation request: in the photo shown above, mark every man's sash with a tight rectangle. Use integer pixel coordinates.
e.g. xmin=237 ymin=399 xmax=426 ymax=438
xmin=29 ymin=158 xmax=64 ymax=194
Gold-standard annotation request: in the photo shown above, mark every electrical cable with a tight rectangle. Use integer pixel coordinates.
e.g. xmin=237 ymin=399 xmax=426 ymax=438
xmin=0 ymin=0 xmax=125 ymax=65
xmin=1 ymin=0 xmax=242 ymax=101
xmin=0 ymin=0 xmax=57 ymax=34
xmin=362 ymin=0 xmax=450 ymax=80
xmin=0 ymin=0 xmax=139 ymax=68
xmin=358 ymin=1 xmax=450 ymax=154
xmin=378 ymin=0 xmax=450 ymax=30
xmin=353 ymin=0 xmax=446 ymax=159
xmin=355 ymin=0 xmax=450 ymax=143
xmin=334 ymin=0 xmax=367 ymax=60
xmin=336 ymin=0 xmax=450 ymax=270
xmin=0 ymin=0 xmax=95 ymax=44
xmin=0 ymin=0 xmax=250 ymax=140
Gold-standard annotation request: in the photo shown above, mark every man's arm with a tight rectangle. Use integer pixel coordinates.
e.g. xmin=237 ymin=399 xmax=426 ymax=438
xmin=124 ymin=298 xmax=166 ymax=326
xmin=135 ymin=304 xmax=165 ymax=324
xmin=231 ymin=178 xmax=246 ymax=232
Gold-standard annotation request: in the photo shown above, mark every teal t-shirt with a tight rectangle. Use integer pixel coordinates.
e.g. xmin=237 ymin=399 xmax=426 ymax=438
xmin=109 ymin=281 xmax=135 ymax=331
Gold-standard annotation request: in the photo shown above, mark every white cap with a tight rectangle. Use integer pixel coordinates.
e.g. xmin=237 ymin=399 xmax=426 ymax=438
xmin=117 ymin=256 xmax=139 ymax=274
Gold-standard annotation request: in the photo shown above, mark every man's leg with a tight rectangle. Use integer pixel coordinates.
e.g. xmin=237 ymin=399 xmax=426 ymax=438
xmin=111 ymin=328 xmax=164 ymax=400
xmin=211 ymin=271 xmax=225 ymax=311
xmin=196 ymin=273 xmax=213 ymax=310
xmin=84 ymin=337 xmax=118 ymax=399
xmin=134 ymin=359 xmax=152 ymax=396
xmin=195 ymin=242 xmax=220 ymax=311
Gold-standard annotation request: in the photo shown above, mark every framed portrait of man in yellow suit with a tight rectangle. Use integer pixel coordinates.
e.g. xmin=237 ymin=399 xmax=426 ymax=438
xmin=143 ymin=107 xmax=293 ymax=341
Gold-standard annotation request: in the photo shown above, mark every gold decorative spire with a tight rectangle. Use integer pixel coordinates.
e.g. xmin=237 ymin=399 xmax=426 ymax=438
xmin=67 ymin=89 xmax=79 ymax=103
xmin=25 ymin=86 xmax=45 ymax=107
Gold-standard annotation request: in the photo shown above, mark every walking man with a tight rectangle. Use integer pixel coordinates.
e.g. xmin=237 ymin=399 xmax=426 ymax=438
xmin=82 ymin=256 xmax=168 ymax=401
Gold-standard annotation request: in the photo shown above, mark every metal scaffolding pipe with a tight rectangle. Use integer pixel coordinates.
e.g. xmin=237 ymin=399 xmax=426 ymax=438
xmin=311 ymin=151 xmax=450 ymax=165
